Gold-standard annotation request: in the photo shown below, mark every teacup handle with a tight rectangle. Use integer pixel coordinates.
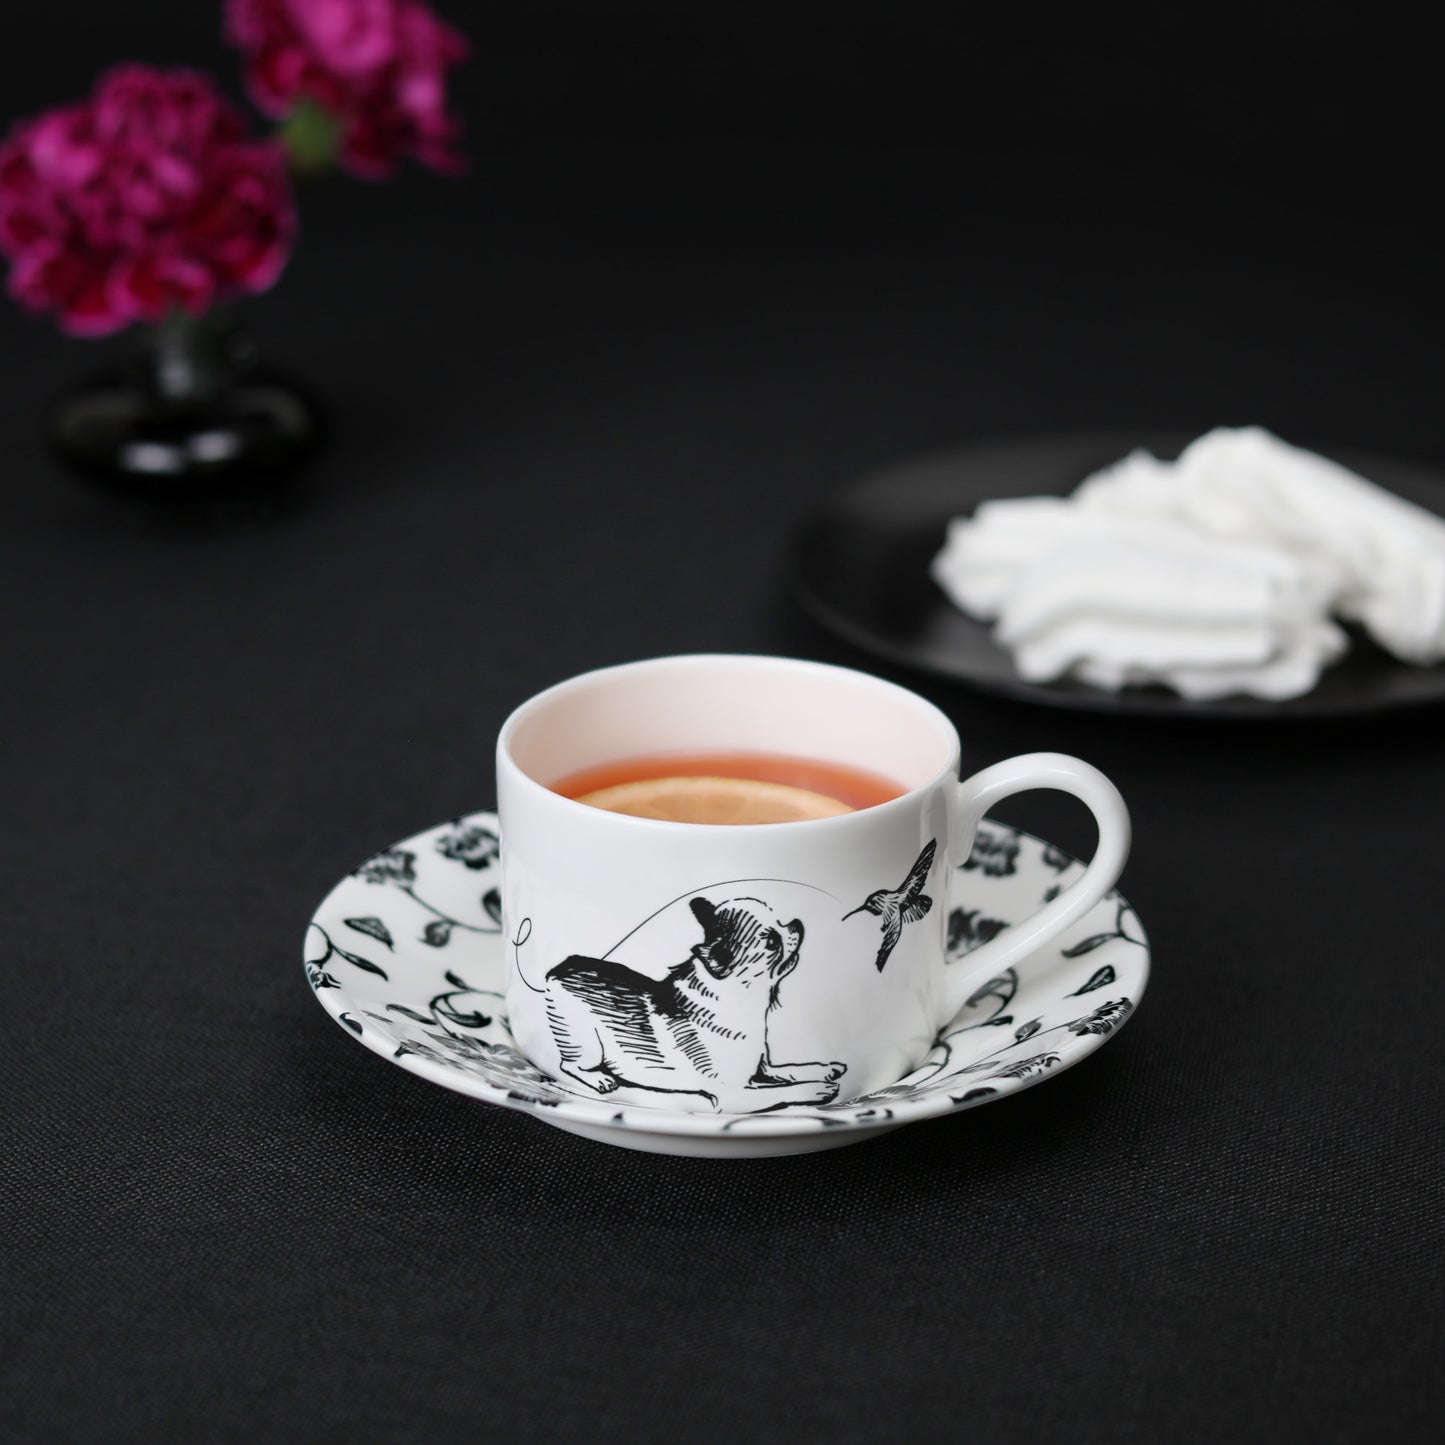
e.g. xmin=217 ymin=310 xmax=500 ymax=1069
xmin=941 ymin=752 xmax=1131 ymax=1018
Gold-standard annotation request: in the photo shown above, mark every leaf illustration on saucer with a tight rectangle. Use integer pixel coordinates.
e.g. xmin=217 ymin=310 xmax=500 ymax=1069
xmin=960 ymin=1050 xmax=1060 ymax=1078
xmin=1067 ymin=964 xmax=1117 ymax=996
xmin=963 ymin=824 xmax=1019 ymax=877
xmin=481 ymin=888 xmax=502 ymax=926
xmin=422 ymin=920 xmax=452 ymax=947
xmin=355 ymin=849 xmax=416 ymax=886
xmin=1014 ymin=1018 xmax=1042 ymax=1042
xmin=947 ymin=907 xmax=1008 ymax=957
xmin=434 ymin=995 xmax=492 ymax=1030
xmin=394 ymin=1040 xmax=442 ymax=1061
xmin=332 ymin=945 xmax=388 ymax=980
xmin=435 ymin=823 xmax=499 ymax=870
xmin=339 ymin=1013 xmax=363 ymax=1035
xmin=344 ymin=916 xmax=394 ymax=950
xmin=1068 ymin=998 xmax=1133 ymax=1036
xmin=1062 ymin=932 xmax=1118 ymax=958
xmin=408 ymin=1032 xmax=572 ymax=1104
xmin=951 ymin=1087 xmax=997 ymax=1103
xmin=387 ymin=1003 xmax=434 ymax=1024
xmin=964 ymin=969 xmax=1017 ymax=1014
xmin=445 ymin=970 xmax=470 ymax=990
xmin=993 ymin=1052 xmax=1061 ymax=1080
xmin=1117 ymin=904 xmax=1147 ymax=947
xmin=506 ymin=1090 xmax=563 ymax=1108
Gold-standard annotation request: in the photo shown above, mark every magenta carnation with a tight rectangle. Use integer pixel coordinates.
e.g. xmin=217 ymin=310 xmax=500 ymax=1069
xmin=0 ymin=65 xmax=294 ymax=337
xmin=225 ymin=0 xmax=469 ymax=179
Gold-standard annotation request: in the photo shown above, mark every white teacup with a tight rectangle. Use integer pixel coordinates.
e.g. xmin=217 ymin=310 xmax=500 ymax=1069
xmin=497 ymin=654 xmax=1130 ymax=1113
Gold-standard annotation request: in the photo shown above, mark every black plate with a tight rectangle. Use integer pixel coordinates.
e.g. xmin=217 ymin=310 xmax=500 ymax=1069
xmin=792 ymin=431 xmax=1445 ymax=719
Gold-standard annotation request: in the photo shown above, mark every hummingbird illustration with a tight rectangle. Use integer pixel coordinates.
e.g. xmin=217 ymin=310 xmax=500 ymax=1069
xmin=842 ymin=839 xmax=938 ymax=972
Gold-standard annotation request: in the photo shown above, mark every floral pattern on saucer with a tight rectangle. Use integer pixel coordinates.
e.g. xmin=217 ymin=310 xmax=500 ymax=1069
xmin=304 ymin=812 xmax=1150 ymax=1150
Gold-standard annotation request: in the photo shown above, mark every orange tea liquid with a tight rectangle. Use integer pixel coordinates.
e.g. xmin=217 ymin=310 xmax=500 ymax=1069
xmin=550 ymin=751 xmax=907 ymax=824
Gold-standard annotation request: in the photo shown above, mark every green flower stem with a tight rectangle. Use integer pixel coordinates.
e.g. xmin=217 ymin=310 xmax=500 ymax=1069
xmin=280 ymin=98 xmax=343 ymax=177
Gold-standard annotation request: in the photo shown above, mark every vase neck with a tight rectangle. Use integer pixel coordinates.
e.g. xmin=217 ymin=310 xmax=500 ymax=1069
xmin=146 ymin=313 xmax=250 ymax=404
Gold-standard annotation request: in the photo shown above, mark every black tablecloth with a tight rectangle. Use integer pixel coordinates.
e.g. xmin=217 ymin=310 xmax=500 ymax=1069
xmin=4 ymin=5 xmax=1444 ymax=1441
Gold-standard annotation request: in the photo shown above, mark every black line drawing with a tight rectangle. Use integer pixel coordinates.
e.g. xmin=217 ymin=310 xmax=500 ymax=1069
xmin=842 ymin=839 xmax=938 ymax=971
xmin=345 ymin=916 xmax=395 ymax=949
xmin=969 ymin=1051 xmax=1062 ymax=1080
xmin=1061 ymin=897 xmax=1146 ymax=959
xmin=359 ymin=967 xmax=568 ymax=1106
xmin=385 ymin=968 xmax=498 ymax=1032
xmin=305 ymin=922 xmax=387 ymax=985
xmin=963 ymin=823 xmax=1019 ymax=877
xmin=435 ymin=822 xmax=500 ymax=870
xmin=946 ymin=905 xmax=1008 ymax=957
xmin=1068 ymin=999 xmax=1134 ymax=1036
xmin=353 ymin=846 xmax=501 ymax=945
xmin=937 ymin=998 xmax=1135 ymax=1082
xmin=957 ymin=968 xmax=1018 ymax=1024
xmin=597 ymin=875 xmax=837 ymax=963
xmin=539 ymin=895 xmax=845 ymax=1111
xmin=1066 ymin=964 xmax=1116 ymax=996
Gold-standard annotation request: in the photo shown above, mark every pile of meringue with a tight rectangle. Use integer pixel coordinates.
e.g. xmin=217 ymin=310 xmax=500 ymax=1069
xmin=930 ymin=427 xmax=1445 ymax=700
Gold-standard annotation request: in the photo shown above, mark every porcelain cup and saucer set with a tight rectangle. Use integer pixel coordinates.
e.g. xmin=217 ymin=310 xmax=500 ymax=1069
xmin=305 ymin=654 xmax=1149 ymax=1157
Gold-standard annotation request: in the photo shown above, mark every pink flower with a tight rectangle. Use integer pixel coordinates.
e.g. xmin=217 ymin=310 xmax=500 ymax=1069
xmin=0 ymin=66 xmax=294 ymax=337
xmin=225 ymin=0 xmax=469 ymax=179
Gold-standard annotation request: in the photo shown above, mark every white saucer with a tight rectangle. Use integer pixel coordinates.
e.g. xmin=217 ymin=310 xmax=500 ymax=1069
xmin=304 ymin=812 xmax=1150 ymax=1157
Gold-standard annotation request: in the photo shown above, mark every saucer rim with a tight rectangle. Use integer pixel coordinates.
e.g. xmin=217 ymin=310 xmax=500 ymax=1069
xmin=305 ymin=811 xmax=1150 ymax=1141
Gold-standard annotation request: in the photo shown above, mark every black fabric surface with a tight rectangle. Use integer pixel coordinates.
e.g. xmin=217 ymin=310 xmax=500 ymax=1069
xmin=4 ymin=4 xmax=1444 ymax=1441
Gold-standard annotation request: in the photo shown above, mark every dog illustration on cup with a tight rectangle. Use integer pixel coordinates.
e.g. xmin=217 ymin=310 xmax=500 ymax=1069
xmin=541 ymin=895 xmax=845 ymax=1111
xmin=517 ymin=841 xmax=939 ymax=1113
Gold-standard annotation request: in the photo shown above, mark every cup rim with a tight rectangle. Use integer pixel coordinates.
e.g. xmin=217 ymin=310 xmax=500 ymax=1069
xmin=496 ymin=652 xmax=962 ymax=833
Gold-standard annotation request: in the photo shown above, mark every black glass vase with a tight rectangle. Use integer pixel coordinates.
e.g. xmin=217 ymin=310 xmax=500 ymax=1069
xmin=46 ymin=312 xmax=323 ymax=514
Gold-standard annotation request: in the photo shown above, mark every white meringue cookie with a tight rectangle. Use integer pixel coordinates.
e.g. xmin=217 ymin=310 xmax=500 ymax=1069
xmin=931 ymin=427 xmax=1445 ymax=700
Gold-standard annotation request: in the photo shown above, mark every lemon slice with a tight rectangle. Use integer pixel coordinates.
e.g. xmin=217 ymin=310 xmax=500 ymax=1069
xmin=575 ymin=775 xmax=853 ymax=824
